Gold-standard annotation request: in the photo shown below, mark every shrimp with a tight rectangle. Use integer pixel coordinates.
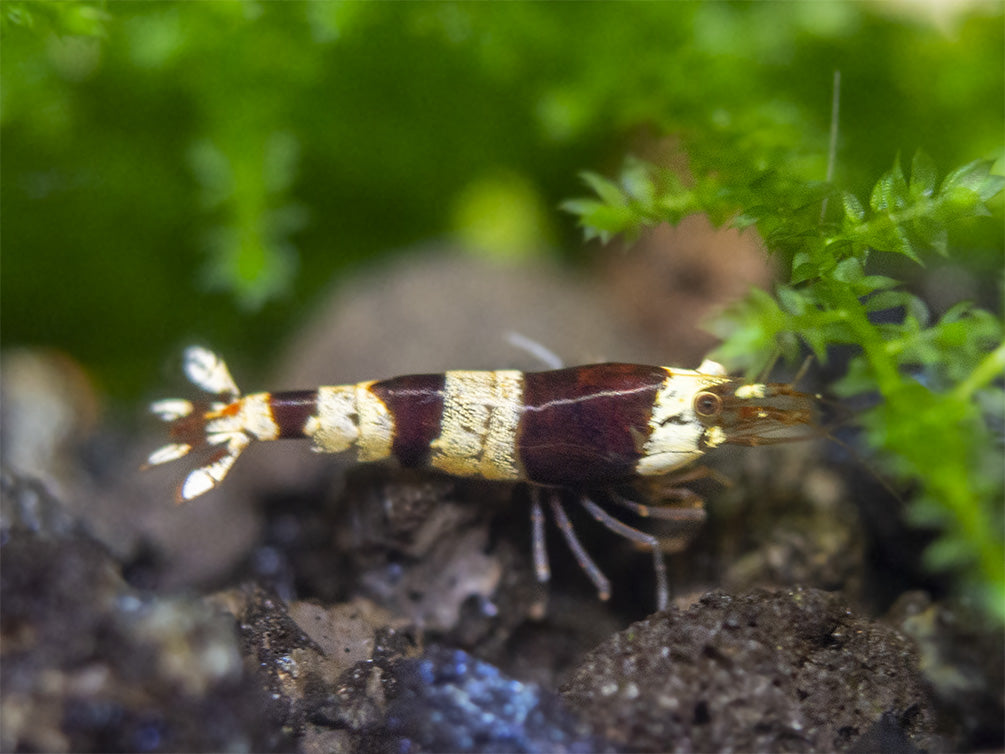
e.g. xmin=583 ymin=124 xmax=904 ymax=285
xmin=148 ymin=346 xmax=819 ymax=609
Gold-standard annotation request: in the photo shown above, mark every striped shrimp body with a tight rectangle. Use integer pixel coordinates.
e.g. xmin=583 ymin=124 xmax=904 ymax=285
xmin=149 ymin=346 xmax=818 ymax=610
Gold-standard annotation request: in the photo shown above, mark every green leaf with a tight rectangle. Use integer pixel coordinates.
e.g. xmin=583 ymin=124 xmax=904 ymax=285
xmin=863 ymin=290 xmax=915 ymax=313
xmin=909 ymin=150 xmax=938 ymax=199
xmin=580 ymin=172 xmax=627 ymax=207
xmin=905 ymin=495 xmax=952 ymax=527
xmin=620 ymin=160 xmax=656 ymax=203
xmin=860 ymin=274 xmax=899 ymax=291
xmin=776 ymin=284 xmax=809 ymax=315
xmin=940 ymin=300 xmax=976 ymax=323
xmin=905 ymin=296 xmax=931 ymax=328
xmin=978 ymin=173 xmax=1005 ymax=203
xmin=832 ymin=257 xmax=864 ymax=283
xmin=924 ymin=534 xmax=977 ymax=572
xmin=791 ymin=263 xmax=818 ymax=284
xmin=831 ymin=354 xmax=875 ymax=397
xmin=842 ymin=191 xmax=865 ymax=224
xmin=559 ymin=197 xmax=599 ymax=219
xmin=870 ymin=157 xmax=908 ymax=212
xmin=941 ymin=159 xmax=1002 ymax=201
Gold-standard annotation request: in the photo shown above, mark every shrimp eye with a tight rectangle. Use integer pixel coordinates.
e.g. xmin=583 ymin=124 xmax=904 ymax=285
xmin=693 ymin=391 xmax=722 ymax=418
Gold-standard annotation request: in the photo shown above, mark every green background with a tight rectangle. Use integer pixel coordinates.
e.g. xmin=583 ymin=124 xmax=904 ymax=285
xmin=3 ymin=1 xmax=1002 ymax=403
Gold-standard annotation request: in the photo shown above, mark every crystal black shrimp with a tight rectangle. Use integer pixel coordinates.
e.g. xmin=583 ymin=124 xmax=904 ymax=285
xmin=148 ymin=346 xmax=818 ymax=610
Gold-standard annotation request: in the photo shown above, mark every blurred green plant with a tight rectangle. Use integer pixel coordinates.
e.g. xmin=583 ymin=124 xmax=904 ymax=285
xmin=3 ymin=1 xmax=1001 ymax=400
xmin=2 ymin=0 xmax=109 ymax=38
xmin=565 ymin=152 xmax=1005 ymax=621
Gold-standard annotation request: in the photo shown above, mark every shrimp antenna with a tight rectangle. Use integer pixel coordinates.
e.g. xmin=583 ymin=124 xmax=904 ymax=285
xmin=755 ymin=348 xmax=782 ymax=385
xmin=820 ymin=69 xmax=842 ymax=221
xmin=806 ymin=390 xmax=905 ymax=505
xmin=755 ymin=350 xmax=812 ymax=389
xmin=790 ymin=354 xmax=815 ymax=390
xmin=818 ymin=424 xmax=905 ymax=505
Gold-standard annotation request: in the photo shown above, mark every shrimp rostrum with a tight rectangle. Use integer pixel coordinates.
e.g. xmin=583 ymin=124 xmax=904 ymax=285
xmin=148 ymin=346 xmax=818 ymax=610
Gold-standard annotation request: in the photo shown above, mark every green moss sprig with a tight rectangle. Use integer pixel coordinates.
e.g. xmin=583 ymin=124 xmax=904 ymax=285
xmin=565 ymin=153 xmax=1005 ymax=620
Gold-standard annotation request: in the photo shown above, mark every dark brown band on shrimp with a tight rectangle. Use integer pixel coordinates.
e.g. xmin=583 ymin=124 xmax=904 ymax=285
xmin=517 ymin=364 xmax=667 ymax=486
xmin=369 ymin=373 xmax=447 ymax=468
xmin=268 ymin=391 xmax=319 ymax=439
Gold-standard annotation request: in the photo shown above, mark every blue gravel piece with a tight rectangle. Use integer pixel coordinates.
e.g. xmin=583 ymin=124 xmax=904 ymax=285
xmin=386 ymin=646 xmax=615 ymax=753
